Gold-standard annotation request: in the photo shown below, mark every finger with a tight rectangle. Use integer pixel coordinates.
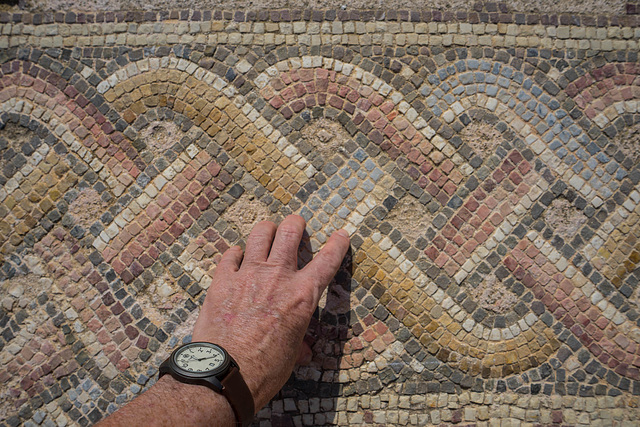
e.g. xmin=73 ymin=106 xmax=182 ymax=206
xmin=267 ymin=214 xmax=306 ymax=267
xmin=296 ymin=341 xmax=313 ymax=366
xmin=299 ymin=229 xmax=350 ymax=303
xmin=243 ymin=221 xmax=277 ymax=264
xmin=216 ymin=245 xmax=243 ymax=274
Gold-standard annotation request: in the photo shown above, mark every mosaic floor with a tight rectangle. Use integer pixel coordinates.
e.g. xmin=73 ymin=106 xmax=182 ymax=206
xmin=1 ymin=2 xmax=640 ymax=426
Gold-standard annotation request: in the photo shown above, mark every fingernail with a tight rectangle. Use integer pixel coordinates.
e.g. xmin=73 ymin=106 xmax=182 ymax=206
xmin=336 ymin=229 xmax=349 ymax=238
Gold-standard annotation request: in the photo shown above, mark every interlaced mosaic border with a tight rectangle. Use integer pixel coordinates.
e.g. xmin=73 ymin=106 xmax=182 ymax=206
xmin=1 ymin=4 xmax=640 ymax=426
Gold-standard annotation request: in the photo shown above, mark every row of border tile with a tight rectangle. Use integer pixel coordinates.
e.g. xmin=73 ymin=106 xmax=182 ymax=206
xmin=3 ymin=29 xmax=639 ymax=52
xmin=0 ymin=5 xmax=639 ymax=28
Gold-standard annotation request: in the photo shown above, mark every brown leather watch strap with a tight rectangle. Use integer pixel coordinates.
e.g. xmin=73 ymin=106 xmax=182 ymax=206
xmin=221 ymin=366 xmax=255 ymax=427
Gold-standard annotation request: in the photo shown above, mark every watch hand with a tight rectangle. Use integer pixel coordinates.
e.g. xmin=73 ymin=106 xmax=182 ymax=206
xmin=196 ymin=356 xmax=220 ymax=361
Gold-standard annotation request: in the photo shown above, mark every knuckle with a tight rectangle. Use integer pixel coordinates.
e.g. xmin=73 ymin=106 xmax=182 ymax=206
xmin=277 ymin=224 xmax=301 ymax=240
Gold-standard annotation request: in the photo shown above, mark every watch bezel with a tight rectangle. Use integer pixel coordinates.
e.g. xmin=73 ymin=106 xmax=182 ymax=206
xmin=168 ymin=342 xmax=232 ymax=379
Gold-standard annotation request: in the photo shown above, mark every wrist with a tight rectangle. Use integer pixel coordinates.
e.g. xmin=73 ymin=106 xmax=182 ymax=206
xmin=96 ymin=375 xmax=236 ymax=427
xmin=157 ymin=341 xmax=255 ymax=426
xmin=155 ymin=375 xmax=236 ymax=425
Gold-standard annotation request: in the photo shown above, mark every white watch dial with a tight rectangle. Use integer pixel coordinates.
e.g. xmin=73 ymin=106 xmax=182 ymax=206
xmin=175 ymin=343 xmax=226 ymax=373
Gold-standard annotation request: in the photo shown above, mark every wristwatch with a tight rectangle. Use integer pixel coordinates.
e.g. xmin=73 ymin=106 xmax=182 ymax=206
xmin=159 ymin=342 xmax=255 ymax=427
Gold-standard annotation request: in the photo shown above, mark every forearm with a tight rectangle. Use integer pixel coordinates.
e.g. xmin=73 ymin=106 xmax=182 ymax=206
xmin=96 ymin=375 xmax=235 ymax=426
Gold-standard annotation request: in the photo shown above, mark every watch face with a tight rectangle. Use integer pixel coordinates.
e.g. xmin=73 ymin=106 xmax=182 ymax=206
xmin=173 ymin=342 xmax=228 ymax=374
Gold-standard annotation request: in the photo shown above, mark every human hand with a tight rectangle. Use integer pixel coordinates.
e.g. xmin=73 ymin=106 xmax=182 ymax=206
xmin=191 ymin=214 xmax=350 ymax=411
